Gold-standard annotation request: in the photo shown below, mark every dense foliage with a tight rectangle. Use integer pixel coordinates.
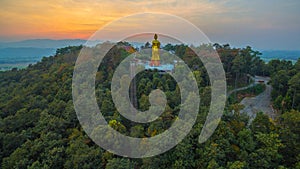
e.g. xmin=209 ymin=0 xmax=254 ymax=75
xmin=0 ymin=43 xmax=299 ymax=168
xmin=269 ymin=59 xmax=300 ymax=111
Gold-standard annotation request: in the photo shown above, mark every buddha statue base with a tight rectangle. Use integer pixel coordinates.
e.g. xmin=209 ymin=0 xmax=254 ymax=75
xmin=150 ymin=60 xmax=160 ymax=67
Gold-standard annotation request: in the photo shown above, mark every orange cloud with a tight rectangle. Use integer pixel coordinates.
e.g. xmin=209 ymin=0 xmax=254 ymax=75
xmin=0 ymin=0 xmax=234 ymax=40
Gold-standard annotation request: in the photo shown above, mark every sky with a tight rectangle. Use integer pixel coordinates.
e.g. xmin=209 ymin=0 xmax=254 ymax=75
xmin=0 ymin=0 xmax=299 ymax=50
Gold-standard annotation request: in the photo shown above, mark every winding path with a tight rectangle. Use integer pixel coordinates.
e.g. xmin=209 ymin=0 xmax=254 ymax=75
xmin=226 ymin=75 xmax=255 ymax=97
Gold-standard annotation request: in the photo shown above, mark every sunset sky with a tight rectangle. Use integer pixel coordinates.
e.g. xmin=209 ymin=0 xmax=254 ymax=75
xmin=0 ymin=0 xmax=299 ymax=50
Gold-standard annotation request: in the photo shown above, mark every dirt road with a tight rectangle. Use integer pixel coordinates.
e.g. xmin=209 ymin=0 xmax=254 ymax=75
xmin=240 ymin=76 xmax=276 ymax=122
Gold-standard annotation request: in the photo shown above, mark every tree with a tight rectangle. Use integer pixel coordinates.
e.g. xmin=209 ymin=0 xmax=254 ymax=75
xmin=130 ymin=125 xmax=144 ymax=137
xmin=64 ymin=129 xmax=103 ymax=169
xmin=105 ymin=158 xmax=135 ymax=169
xmin=249 ymin=133 xmax=283 ymax=168
xmin=250 ymin=112 xmax=274 ymax=134
xmin=288 ymin=72 xmax=300 ymax=110
xmin=279 ymin=110 xmax=300 ymax=167
xmin=271 ymin=70 xmax=290 ymax=98
xmin=227 ymin=161 xmax=247 ymax=169
xmin=142 ymin=42 xmax=151 ymax=49
xmin=139 ymin=94 xmax=150 ymax=111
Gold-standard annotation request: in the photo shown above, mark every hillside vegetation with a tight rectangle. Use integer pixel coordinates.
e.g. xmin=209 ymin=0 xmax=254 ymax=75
xmin=0 ymin=43 xmax=299 ymax=168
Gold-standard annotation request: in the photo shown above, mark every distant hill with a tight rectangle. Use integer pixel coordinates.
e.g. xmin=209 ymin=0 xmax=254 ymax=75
xmin=0 ymin=39 xmax=87 ymax=49
xmin=0 ymin=47 xmax=56 ymax=71
xmin=0 ymin=47 xmax=55 ymax=63
xmin=261 ymin=50 xmax=300 ymax=63
xmin=0 ymin=39 xmax=88 ymax=71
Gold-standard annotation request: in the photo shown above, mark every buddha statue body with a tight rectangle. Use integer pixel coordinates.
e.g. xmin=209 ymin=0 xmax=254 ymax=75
xmin=150 ymin=34 xmax=160 ymax=66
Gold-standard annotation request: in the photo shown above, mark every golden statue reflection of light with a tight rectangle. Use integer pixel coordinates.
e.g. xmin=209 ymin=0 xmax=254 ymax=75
xmin=150 ymin=34 xmax=160 ymax=66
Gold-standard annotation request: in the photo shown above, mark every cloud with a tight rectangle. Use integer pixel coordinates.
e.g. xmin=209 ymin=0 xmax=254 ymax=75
xmin=0 ymin=0 xmax=299 ymax=49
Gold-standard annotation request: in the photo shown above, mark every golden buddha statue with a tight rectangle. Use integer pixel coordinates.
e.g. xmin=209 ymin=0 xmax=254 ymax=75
xmin=150 ymin=34 xmax=160 ymax=66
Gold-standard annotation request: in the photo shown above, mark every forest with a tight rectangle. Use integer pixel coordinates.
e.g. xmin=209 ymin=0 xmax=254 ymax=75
xmin=0 ymin=42 xmax=299 ymax=169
